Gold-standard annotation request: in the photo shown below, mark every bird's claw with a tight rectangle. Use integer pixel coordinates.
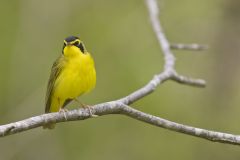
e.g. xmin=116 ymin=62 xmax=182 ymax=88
xmin=59 ymin=108 xmax=68 ymax=120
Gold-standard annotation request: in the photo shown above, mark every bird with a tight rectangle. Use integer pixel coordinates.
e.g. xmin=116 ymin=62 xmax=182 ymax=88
xmin=44 ymin=36 xmax=96 ymax=129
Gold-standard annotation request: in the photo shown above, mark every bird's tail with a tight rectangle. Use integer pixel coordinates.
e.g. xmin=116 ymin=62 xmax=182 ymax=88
xmin=44 ymin=97 xmax=60 ymax=129
xmin=43 ymin=123 xmax=56 ymax=129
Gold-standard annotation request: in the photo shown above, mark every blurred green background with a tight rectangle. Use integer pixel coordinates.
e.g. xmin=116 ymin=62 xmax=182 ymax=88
xmin=1 ymin=0 xmax=240 ymax=159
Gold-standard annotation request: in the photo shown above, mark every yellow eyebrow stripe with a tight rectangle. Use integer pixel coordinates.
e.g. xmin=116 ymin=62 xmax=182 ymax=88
xmin=71 ymin=39 xmax=80 ymax=44
xmin=64 ymin=39 xmax=80 ymax=45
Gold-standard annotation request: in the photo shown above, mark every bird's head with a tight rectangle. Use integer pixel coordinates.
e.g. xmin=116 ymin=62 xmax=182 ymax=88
xmin=62 ymin=36 xmax=86 ymax=57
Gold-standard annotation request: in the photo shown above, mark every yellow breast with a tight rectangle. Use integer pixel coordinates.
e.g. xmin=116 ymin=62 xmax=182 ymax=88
xmin=50 ymin=48 xmax=96 ymax=112
xmin=55 ymin=53 xmax=96 ymax=99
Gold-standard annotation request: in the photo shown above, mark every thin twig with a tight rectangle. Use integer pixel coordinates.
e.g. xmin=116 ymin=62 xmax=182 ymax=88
xmin=170 ymin=43 xmax=208 ymax=51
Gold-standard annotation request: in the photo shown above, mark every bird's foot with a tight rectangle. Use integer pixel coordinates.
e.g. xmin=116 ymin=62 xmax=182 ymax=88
xmin=85 ymin=105 xmax=98 ymax=118
xmin=82 ymin=104 xmax=98 ymax=118
xmin=59 ymin=108 xmax=68 ymax=120
xmin=74 ymin=99 xmax=98 ymax=117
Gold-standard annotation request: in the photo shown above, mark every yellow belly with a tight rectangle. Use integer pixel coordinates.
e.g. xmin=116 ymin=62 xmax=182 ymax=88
xmin=50 ymin=53 xmax=96 ymax=112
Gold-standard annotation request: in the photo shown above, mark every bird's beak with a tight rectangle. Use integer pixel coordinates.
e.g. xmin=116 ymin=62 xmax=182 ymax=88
xmin=66 ymin=42 xmax=71 ymax=46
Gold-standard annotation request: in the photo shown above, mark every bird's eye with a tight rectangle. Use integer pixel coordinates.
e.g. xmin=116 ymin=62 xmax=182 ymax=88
xmin=73 ymin=41 xmax=79 ymax=46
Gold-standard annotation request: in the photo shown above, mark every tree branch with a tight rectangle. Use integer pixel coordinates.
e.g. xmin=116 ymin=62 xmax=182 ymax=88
xmin=170 ymin=43 xmax=208 ymax=51
xmin=1 ymin=102 xmax=240 ymax=145
xmin=1 ymin=0 xmax=239 ymax=146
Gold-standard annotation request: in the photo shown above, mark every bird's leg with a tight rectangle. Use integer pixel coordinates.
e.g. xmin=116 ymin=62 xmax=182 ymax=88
xmin=74 ymin=99 xmax=98 ymax=117
xmin=74 ymin=98 xmax=85 ymax=108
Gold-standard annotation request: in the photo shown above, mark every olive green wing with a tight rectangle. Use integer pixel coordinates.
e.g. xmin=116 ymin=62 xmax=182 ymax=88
xmin=45 ymin=56 xmax=65 ymax=113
